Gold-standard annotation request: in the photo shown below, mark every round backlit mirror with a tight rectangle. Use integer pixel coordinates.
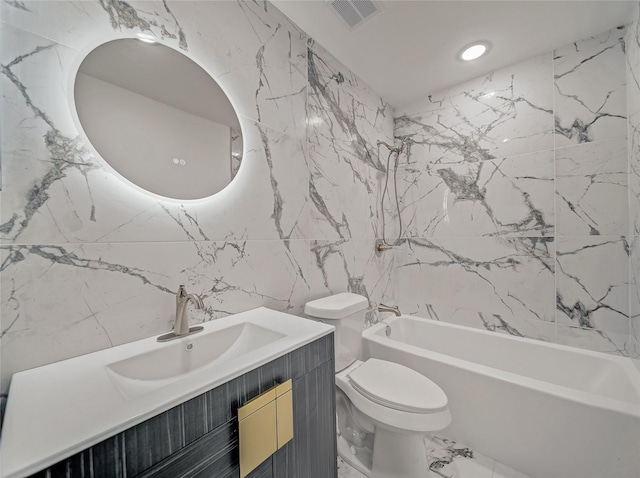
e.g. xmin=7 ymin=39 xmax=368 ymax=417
xmin=73 ymin=38 xmax=242 ymax=200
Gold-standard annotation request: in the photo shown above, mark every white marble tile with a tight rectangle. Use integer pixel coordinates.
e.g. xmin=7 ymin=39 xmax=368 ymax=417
xmin=627 ymin=4 xmax=640 ymax=117
xmin=556 ymin=138 xmax=628 ymax=236
xmin=629 ymin=114 xmax=640 ymax=235
xmin=556 ymin=236 xmax=629 ymax=334
xmin=0 ymin=21 xmax=81 ymax=137
xmin=554 ymin=27 xmax=627 ymax=146
xmin=309 ymin=239 xmax=394 ymax=327
xmin=395 ymin=149 xmax=554 ymax=238
xmin=628 ymin=5 xmax=640 ymax=235
xmin=0 ymin=239 xmax=310 ymax=393
xmin=0 ymin=0 xmax=398 ymax=403
xmin=1 ymin=0 xmax=130 ymax=50
xmin=1 ymin=22 xmax=308 ymax=244
xmin=555 ymin=325 xmax=628 ymax=356
xmin=167 ymin=0 xmax=309 ymax=138
xmin=306 ymin=42 xmax=393 ymax=241
xmin=631 ymin=316 xmax=640 ymax=355
xmin=627 ymin=4 xmax=640 ymax=121
xmin=625 ymin=4 xmax=640 ymax=359
xmin=1 ymin=24 xmax=100 ymax=242
xmin=1 ymin=0 xmax=309 ymax=138
xmin=630 ymin=236 xmax=640 ymax=347
xmin=307 ymin=41 xmax=394 ymax=154
xmin=308 ymin=138 xmax=385 ymax=240
xmin=395 ymin=54 xmax=554 ymax=162
xmin=0 ymin=313 xmax=115 ymax=403
xmin=394 ymin=55 xmax=555 ymax=240
xmin=627 ymin=335 xmax=640 ymax=360
xmin=402 ymin=303 xmax=556 ymax=344
xmin=392 ymin=24 xmax=634 ymax=357
xmin=1 ymin=5 xmax=309 ymax=245
xmin=339 ymin=433 xmax=530 ymax=478
xmin=0 ymin=0 xmax=395 ymax=403
xmin=427 ymin=435 xmax=494 ymax=478
xmin=395 ymin=237 xmax=555 ymax=323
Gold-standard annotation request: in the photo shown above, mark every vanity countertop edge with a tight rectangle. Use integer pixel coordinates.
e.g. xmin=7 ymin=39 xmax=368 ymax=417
xmin=0 ymin=307 xmax=334 ymax=478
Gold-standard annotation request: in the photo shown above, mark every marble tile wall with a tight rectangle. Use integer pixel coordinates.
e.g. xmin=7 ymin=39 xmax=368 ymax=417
xmin=3 ymin=0 xmax=638 ymax=412
xmin=628 ymin=2 xmax=640 ymax=362
xmin=394 ymin=25 xmax=635 ymax=355
xmin=0 ymin=0 xmax=393 ymax=401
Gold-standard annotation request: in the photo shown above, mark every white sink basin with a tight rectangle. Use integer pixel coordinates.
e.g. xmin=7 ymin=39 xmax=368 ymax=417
xmin=106 ymin=323 xmax=286 ymax=399
xmin=0 ymin=307 xmax=334 ymax=478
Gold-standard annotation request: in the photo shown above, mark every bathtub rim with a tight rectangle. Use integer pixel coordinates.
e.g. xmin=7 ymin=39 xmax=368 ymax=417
xmin=363 ymin=315 xmax=640 ymax=419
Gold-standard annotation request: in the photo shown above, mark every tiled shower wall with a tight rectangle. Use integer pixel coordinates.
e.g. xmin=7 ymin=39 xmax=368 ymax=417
xmin=394 ymin=19 xmax=640 ymax=357
xmin=0 ymin=0 xmax=394 ymax=400
xmin=629 ymin=3 xmax=640 ymax=362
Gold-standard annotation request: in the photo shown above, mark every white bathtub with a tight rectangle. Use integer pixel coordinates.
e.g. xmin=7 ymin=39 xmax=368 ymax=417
xmin=361 ymin=316 xmax=640 ymax=478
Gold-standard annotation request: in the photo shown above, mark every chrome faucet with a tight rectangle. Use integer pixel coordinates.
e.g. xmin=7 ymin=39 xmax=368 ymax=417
xmin=157 ymin=285 xmax=205 ymax=342
xmin=377 ymin=303 xmax=401 ymax=317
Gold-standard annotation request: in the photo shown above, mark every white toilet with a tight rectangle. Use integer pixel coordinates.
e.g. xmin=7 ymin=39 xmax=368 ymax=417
xmin=305 ymin=293 xmax=451 ymax=478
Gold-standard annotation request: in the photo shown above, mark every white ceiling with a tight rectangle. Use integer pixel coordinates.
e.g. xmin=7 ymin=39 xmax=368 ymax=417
xmin=272 ymin=0 xmax=636 ymax=109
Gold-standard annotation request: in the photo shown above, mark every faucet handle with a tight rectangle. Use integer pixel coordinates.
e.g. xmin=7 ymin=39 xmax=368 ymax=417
xmin=177 ymin=284 xmax=187 ymax=297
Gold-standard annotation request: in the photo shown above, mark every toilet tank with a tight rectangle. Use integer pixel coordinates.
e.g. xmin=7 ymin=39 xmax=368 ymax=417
xmin=304 ymin=293 xmax=368 ymax=372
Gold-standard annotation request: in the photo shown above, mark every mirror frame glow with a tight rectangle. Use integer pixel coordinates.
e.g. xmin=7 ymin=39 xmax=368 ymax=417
xmin=68 ymin=34 xmax=244 ymax=202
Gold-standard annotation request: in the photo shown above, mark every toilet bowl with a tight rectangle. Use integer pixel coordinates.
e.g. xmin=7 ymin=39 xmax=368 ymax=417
xmin=305 ymin=293 xmax=451 ymax=478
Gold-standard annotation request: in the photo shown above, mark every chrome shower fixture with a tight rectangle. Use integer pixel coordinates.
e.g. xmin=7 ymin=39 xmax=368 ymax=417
xmin=376 ymin=138 xmax=408 ymax=255
xmin=375 ymin=238 xmax=393 ymax=255
xmin=376 ymin=138 xmax=407 ymax=155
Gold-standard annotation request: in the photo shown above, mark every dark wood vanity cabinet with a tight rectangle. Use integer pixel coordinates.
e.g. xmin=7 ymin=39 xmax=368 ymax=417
xmin=29 ymin=334 xmax=337 ymax=478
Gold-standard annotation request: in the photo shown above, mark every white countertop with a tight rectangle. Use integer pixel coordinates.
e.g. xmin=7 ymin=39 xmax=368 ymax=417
xmin=0 ymin=308 xmax=333 ymax=478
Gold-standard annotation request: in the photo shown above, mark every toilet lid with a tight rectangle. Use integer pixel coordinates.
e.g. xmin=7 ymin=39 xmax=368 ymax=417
xmin=348 ymin=359 xmax=448 ymax=413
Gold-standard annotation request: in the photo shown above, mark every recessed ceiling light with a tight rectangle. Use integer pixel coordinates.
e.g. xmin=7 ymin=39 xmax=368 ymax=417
xmin=459 ymin=42 xmax=489 ymax=61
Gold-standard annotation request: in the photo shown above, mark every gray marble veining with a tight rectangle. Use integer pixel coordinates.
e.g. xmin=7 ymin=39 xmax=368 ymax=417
xmin=1 ymin=37 xmax=97 ymax=242
xmin=98 ymin=0 xmax=188 ymax=50
xmin=394 ymin=55 xmax=555 ymax=238
xmin=628 ymin=3 xmax=640 ymax=360
xmin=2 ymin=0 xmax=639 ymax=403
xmin=309 ymin=239 xmax=394 ymax=326
xmin=418 ymin=304 xmax=556 ymax=343
xmin=556 ymin=236 xmax=629 ymax=334
xmin=395 ymin=237 xmax=555 ymax=324
xmin=0 ymin=0 xmax=396 ymax=398
xmin=554 ymin=27 xmax=627 ymax=146
xmin=393 ymin=22 xmax=635 ymax=356
xmin=555 ymin=138 xmax=628 ymax=236
xmin=0 ymin=239 xmax=313 ymax=392
xmin=307 ymin=41 xmax=394 ymax=240
xmin=628 ymin=5 xmax=640 ymax=245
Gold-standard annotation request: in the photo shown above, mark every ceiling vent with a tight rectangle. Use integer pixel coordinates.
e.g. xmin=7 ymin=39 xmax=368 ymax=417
xmin=328 ymin=0 xmax=382 ymax=29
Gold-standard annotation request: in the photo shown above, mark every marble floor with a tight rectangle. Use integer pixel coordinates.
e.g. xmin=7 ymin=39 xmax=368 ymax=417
xmin=337 ymin=435 xmax=529 ymax=478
